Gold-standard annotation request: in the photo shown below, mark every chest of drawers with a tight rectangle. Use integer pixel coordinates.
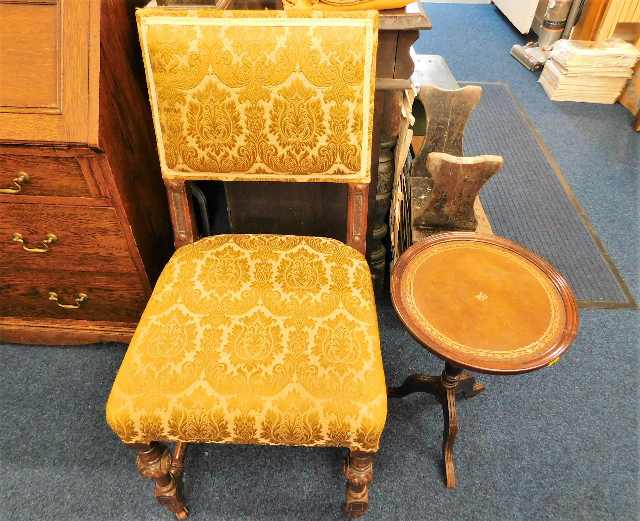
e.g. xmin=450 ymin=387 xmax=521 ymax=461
xmin=0 ymin=0 xmax=173 ymax=345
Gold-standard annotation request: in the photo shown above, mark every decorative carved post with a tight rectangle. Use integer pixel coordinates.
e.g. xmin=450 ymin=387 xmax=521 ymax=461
xmin=347 ymin=183 xmax=369 ymax=256
xmin=368 ymin=28 xmax=420 ymax=290
xmin=134 ymin=442 xmax=189 ymax=520
xmin=343 ymin=450 xmax=375 ymax=518
xmin=164 ymin=179 xmax=198 ymax=249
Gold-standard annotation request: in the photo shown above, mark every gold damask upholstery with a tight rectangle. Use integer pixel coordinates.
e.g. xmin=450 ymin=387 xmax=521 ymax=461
xmin=137 ymin=9 xmax=378 ymax=183
xmin=106 ymin=235 xmax=387 ymax=452
xmin=110 ymin=9 xmax=385 ymax=517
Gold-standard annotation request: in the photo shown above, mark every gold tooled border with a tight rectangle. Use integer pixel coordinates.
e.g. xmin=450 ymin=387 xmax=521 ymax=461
xmin=401 ymin=241 xmax=566 ymax=359
xmin=136 ymin=8 xmax=378 ymax=185
xmin=461 ymin=81 xmax=637 ymax=310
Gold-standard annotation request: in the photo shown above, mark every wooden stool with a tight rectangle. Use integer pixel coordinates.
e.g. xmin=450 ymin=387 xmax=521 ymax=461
xmin=389 ymin=232 xmax=579 ymax=489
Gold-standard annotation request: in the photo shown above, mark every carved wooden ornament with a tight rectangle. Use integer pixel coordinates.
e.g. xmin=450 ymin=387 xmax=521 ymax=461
xmin=411 ymin=152 xmax=503 ymax=235
xmin=412 ymin=85 xmax=482 ymax=178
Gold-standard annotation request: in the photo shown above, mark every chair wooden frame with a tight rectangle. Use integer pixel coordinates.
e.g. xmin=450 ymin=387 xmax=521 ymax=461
xmin=164 ymin=178 xmax=369 ymax=256
xmin=126 ymin=9 xmax=380 ymax=519
xmin=130 ymin=178 xmax=373 ymax=521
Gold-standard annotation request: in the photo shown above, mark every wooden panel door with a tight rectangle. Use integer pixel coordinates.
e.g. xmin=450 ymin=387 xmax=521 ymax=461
xmin=0 ymin=0 xmax=97 ymax=144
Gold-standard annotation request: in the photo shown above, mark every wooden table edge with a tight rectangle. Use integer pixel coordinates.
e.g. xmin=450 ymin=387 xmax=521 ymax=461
xmin=389 ymin=232 xmax=580 ymax=375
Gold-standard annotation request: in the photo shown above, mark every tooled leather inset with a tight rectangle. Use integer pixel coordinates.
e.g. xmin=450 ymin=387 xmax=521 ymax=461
xmin=401 ymin=242 xmax=566 ymax=359
xmin=106 ymin=235 xmax=387 ymax=452
xmin=137 ymin=10 xmax=377 ymax=183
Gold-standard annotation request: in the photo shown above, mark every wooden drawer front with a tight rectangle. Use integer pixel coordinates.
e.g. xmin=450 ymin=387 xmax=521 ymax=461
xmin=0 ymin=270 xmax=147 ymax=323
xmin=0 ymin=152 xmax=93 ymax=197
xmin=0 ymin=0 xmax=93 ymax=143
xmin=1 ymin=203 xmax=136 ymax=273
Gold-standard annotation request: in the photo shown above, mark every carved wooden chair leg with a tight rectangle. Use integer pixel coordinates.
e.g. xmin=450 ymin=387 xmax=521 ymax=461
xmin=343 ymin=450 xmax=374 ymax=518
xmin=134 ymin=442 xmax=190 ymax=520
xmin=170 ymin=442 xmax=188 ymax=478
xmin=170 ymin=441 xmax=188 ymax=511
xmin=440 ymin=363 xmax=463 ymax=489
xmin=388 ymin=373 xmax=441 ymax=398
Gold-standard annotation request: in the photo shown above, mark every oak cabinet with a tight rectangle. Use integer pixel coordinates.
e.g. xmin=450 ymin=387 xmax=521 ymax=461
xmin=0 ymin=1 xmax=173 ymax=345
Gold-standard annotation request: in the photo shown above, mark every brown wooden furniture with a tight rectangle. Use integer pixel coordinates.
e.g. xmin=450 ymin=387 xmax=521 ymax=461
xmin=411 ymin=152 xmax=503 ymax=240
xmin=389 ymin=232 xmax=579 ymax=488
xmin=396 ymin=82 xmax=500 ymax=248
xmin=0 ymin=0 xmax=172 ymax=345
xmin=216 ymin=1 xmax=431 ymax=290
xmin=107 ymin=9 xmax=388 ymax=519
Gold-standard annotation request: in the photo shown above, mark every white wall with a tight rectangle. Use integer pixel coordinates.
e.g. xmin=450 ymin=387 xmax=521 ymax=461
xmin=423 ymin=1 xmax=491 ymax=4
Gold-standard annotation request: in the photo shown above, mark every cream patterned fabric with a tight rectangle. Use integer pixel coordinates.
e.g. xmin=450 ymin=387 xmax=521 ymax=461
xmin=137 ymin=9 xmax=378 ymax=183
xmin=106 ymin=235 xmax=387 ymax=452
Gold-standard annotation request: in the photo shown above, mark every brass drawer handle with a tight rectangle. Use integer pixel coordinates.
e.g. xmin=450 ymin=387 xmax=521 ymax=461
xmin=48 ymin=291 xmax=88 ymax=310
xmin=12 ymin=232 xmax=57 ymax=253
xmin=0 ymin=172 xmax=30 ymax=194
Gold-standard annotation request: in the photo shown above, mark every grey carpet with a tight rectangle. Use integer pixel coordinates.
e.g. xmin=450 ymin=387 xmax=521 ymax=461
xmin=462 ymin=82 xmax=634 ymax=308
xmin=1 ymin=4 xmax=638 ymax=521
xmin=1 ymin=305 xmax=638 ymax=521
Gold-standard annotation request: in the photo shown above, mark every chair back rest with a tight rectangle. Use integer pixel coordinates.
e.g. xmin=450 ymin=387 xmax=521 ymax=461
xmin=137 ymin=8 xmax=379 ymax=185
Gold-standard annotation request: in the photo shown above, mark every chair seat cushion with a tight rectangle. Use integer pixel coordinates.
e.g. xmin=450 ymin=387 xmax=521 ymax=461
xmin=107 ymin=235 xmax=387 ymax=452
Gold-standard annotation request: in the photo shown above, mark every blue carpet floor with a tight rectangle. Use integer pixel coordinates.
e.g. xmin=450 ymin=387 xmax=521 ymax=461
xmin=1 ymin=4 xmax=638 ymax=521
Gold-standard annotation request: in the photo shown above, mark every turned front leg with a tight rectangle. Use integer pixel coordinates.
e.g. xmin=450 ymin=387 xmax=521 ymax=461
xmin=343 ymin=450 xmax=375 ymax=518
xmin=134 ymin=442 xmax=189 ymax=520
xmin=170 ymin=441 xmax=188 ymax=479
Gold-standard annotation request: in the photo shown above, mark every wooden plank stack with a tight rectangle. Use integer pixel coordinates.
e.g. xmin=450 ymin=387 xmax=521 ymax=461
xmin=540 ymin=39 xmax=640 ymax=103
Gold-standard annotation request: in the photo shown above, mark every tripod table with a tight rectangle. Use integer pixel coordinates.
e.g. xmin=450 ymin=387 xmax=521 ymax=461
xmin=389 ymin=232 xmax=579 ymax=488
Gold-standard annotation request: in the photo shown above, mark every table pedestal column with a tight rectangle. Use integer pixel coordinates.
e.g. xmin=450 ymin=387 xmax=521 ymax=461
xmin=388 ymin=362 xmax=485 ymax=488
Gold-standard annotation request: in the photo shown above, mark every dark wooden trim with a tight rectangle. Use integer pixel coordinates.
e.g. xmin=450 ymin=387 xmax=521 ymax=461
xmin=93 ymin=155 xmax=153 ymax=293
xmin=97 ymin=0 xmax=173 ymax=284
xmin=346 ymin=183 xmax=369 ymax=256
xmin=165 ymin=179 xmax=198 ymax=248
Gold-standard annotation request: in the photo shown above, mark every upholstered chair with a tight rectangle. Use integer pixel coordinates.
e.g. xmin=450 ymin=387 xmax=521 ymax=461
xmin=106 ymin=8 xmax=386 ymax=519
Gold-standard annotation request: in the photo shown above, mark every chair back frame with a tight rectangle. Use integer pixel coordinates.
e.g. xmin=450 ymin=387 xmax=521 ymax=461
xmin=165 ymin=178 xmax=369 ymax=255
xmin=138 ymin=9 xmax=377 ymax=256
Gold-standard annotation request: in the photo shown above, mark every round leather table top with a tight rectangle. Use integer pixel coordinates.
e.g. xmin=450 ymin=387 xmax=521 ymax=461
xmin=391 ymin=233 xmax=579 ymax=374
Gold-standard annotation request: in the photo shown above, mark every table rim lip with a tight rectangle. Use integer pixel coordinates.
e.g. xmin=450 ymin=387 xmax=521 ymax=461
xmin=390 ymin=232 xmax=580 ymax=375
